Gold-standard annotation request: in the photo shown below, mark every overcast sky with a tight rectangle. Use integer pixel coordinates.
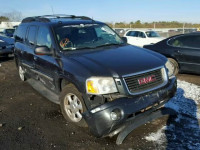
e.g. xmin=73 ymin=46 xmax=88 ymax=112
xmin=0 ymin=0 xmax=200 ymax=23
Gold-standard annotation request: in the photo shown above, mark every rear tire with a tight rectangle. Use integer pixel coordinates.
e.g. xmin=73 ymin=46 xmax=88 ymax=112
xmin=60 ymin=84 xmax=88 ymax=127
xmin=167 ymin=58 xmax=179 ymax=76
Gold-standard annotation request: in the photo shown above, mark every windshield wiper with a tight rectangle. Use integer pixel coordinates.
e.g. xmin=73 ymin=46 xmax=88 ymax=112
xmin=95 ymin=43 xmax=123 ymax=48
xmin=62 ymin=47 xmax=77 ymax=50
xmin=76 ymin=46 xmax=96 ymax=50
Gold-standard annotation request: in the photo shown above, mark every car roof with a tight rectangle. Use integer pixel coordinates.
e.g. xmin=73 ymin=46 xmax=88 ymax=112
xmin=21 ymin=15 xmax=104 ymax=27
xmin=126 ymin=29 xmax=156 ymax=32
xmin=187 ymin=31 xmax=200 ymax=35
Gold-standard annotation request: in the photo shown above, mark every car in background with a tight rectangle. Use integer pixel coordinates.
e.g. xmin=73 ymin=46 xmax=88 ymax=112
xmin=124 ymin=30 xmax=165 ymax=47
xmin=0 ymin=35 xmax=14 ymax=57
xmin=114 ymin=28 xmax=127 ymax=37
xmin=2 ymin=28 xmax=15 ymax=37
xmin=144 ymin=32 xmax=200 ymax=75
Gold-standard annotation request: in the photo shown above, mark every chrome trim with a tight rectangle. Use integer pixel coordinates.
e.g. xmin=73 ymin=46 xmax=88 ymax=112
xmin=179 ymin=61 xmax=200 ymax=66
xmin=123 ymin=66 xmax=168 ymax=95
xmin=30 ymin=69 xmax=54 ymax=82
xmin=22 ymin=62 xmax=33 ymax=69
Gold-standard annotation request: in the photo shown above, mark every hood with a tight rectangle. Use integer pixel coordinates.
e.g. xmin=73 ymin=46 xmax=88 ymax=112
xmin=0 ymin=36 xmax=14 ymax=45
xmin=0 ymin=40 xmax=9 ymax=47
xmin=67 ymin=45 xmax=167 ymax=77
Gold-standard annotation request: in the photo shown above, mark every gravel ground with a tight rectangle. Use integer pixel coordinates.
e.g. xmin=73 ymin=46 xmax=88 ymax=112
xmin=0 ymin=57 xmax=200 ymax=150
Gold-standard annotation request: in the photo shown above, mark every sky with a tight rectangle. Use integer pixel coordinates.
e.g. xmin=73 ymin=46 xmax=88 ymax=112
xmin=0 ymin=0 xmax=200 ymax=23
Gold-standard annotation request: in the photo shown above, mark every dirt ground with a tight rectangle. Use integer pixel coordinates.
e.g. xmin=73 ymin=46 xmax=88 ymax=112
xmin=0 ymin=57 xmax=200 ymax=150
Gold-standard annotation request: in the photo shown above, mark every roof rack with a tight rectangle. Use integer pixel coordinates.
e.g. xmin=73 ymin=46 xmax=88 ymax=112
xmin=22 ymin=15 xmax=93 ymax=23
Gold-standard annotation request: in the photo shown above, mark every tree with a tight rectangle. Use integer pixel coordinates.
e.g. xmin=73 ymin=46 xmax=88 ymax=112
xmin=3 ymin=11 xmax=23 ymax=22
xmin=0 ymin=16 xmax=9 ymax=23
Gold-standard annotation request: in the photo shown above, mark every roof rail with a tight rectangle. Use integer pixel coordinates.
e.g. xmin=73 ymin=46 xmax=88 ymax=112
xmin=22 ymin=15 xmax=93 ymax=23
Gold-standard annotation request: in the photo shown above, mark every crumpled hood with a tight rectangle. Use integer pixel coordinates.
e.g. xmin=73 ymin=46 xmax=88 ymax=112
xmin=67 ymin=45 xmax=167 ymax=77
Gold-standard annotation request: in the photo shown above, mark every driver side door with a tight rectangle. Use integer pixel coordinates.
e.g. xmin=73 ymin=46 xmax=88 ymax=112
xmin=34 ymin=26 xmax=61 ymax=92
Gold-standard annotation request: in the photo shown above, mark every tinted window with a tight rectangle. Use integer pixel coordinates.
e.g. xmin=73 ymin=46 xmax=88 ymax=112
xmin=145 ymin=31 xmax=160 ymax=38
xmin=14 ymin=25 xmax=27 ymax=42
xmin=27 ymin=26 xmax=37 ymax=46
xmin=5 ymin=29 xmax=15 ymax=34
xmin=36 ymin=26 xmax=52 ymax=49
xmin=169 ymin=35 xmax=200 ymax=49
xmin=138 ymin=32 xmax=146 ymax=38
xmin=127 ymin=31 xmax=139 ymax=37
xmin=126 ymin=31 xmax=131 ymax=36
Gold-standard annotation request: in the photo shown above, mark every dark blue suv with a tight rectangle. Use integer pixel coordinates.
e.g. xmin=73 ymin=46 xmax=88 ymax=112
xmin=14 ymin=15 xmax=177 ymax=144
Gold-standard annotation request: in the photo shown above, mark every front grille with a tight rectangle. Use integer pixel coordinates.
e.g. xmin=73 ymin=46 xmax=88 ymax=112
xmin=124 ymin=68 xmax=166 ymax=94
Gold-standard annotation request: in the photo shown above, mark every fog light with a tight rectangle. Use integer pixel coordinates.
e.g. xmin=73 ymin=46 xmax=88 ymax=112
xmin=110 ymin=109 xmax=121 ymax=121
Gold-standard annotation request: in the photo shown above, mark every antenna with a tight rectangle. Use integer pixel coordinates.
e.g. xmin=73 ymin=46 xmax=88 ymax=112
xmin=51 ymin=6 xmax=55 ymax=15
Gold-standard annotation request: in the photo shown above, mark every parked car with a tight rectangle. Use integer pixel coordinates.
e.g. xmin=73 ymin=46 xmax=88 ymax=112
xmin=124 ymin=30 xmax=165 ymax=47
xmin=14 ymin=15 xmax=177 ymax=144
xmin=144 ymin=32 xmax=200 ymax=75
xmin=0 ymin=35 xmax=14 ymax=57
xmin=2 ymin=28 xmax=15 ymax=37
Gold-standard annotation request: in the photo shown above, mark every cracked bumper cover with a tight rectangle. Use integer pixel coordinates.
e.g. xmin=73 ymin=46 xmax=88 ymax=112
xmin=83 ymin=77 xmax=177 ymax=137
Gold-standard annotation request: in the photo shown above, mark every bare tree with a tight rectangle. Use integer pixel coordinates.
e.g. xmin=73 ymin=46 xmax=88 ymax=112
xmin=4 ymin=11 xmax=23 ymax=22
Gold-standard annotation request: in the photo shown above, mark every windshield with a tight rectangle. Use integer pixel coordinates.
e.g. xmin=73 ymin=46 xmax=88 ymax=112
xmin=54 ymin=24 xmax=124 ymax=51
xmin=145 ymin=31 xmax=160 ymax=38
xmin=5 ymin=29 xmax=15 ymax=34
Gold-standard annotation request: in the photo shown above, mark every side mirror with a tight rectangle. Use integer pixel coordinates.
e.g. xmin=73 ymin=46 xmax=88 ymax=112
xmin=121 ymin=37 xmax=127 ymax=43
xmin=34 ymin=46 xmax=52 ymax=56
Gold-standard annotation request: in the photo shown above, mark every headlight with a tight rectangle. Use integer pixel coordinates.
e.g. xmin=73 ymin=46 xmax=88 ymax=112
xmin=86 ymin=77 xmax=118 ymax=95
xmin=165 ymin=60 xmax=174 ymax=78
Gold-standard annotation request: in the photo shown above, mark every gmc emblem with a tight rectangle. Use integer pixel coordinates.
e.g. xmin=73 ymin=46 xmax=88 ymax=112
xmin=138 ymin=75 xmax=157 ymax=85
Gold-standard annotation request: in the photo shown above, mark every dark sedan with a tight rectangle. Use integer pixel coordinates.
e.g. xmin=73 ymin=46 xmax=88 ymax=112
xmin=144 ymin=32 xmax=200 ymax=75
xmin=0 ymin=35 xmax=14 ymax=57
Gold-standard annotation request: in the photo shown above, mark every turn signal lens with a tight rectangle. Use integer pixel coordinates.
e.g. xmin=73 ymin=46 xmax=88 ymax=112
xmin=87 ymin=80 xmax=99 ymax=94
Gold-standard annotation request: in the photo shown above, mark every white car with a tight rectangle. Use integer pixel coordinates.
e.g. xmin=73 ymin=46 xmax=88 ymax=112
xmin=124 ymin=30 xmax=165 ymax=47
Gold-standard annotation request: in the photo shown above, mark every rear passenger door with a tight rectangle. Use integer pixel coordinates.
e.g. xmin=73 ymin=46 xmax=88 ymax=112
xmin=22 ymin=26 xmax=37 ymax=78
xmin=34 ymin=26 xmax=60 ymax=92
xmin=126 ymin=31 xmax=139 ymax=46
xmin=137 ymin=32 xmax=147 ymax=47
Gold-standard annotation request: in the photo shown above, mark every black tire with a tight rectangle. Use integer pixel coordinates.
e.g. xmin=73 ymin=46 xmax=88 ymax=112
xmin=60 ymin=84 xmax=88 ymax=127
xmin=168 ymin=58 xmax=179 ymax=76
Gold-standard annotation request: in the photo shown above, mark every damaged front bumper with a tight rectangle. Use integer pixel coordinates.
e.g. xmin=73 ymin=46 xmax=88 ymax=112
xmin=82 ymin=77 xmax=177 ymax=143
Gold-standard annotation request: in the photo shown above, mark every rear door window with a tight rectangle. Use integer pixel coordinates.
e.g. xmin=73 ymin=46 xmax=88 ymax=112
xmin=14 ymin=25 xmax=28 ymax=42
xmin=138 ymin=32 xmax=146 ymax=38
xmin=168 ymin=35 xmax=200 ymax=49
xmin=26 ymin=26 xmax=37 ymax=47
xmin=127 ymin=31 xmax=139 ymax=37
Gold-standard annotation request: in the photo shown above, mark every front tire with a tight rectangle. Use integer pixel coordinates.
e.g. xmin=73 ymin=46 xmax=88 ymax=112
xmin=167 ymin=58 xmax=179 ymax=76
xmin=60 ymin=84 xmax=87 ymax=127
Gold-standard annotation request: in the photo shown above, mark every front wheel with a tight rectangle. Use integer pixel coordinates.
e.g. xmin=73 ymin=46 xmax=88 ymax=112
xmin=167 ymin=58 xmax=179 ymax=76
xmin=60 ymin=84 xmax=87 ymax=127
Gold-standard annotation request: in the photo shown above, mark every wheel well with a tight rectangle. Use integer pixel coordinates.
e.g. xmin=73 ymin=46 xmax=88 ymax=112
xmin=167 ymin=57 xmax=180 ymax=68
xmin=15 ymin=57 xmax=19 ymax=68
xmin=59 ymin=78 xmax=70 ymax=92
